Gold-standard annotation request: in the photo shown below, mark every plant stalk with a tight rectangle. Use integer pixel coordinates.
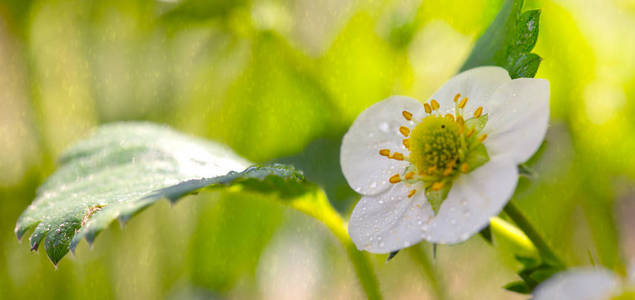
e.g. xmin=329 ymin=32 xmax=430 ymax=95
xmin=503 ymin=201 xmax=565 ymax=267
xmin=289 ymin=189 xmax=382 ymax=300
xmin=409 ymin=245 xmax=448 ymax=300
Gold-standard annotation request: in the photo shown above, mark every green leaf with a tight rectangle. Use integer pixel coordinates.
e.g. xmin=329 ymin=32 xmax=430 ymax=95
xmin=14 ymin=122 xmax=314 ymax=265
xmin=503 ymin=281 xmax=531 ymax=294
xmin=528 ymin=267 xmax=559 ymax=283
xmin=460 ymin=0 xmax=542 ymax=79
xmin=514 ymin=10 xmax=541 ymax=53
xmin=514 ymin=254 xmax=540 ymax=269
xmin=507 ymin=52 xmax=542 ymax=79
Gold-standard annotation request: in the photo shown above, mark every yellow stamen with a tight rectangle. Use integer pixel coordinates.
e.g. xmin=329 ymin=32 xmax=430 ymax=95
xmin=453 ymin=93 xmax=461 ymax=103
xmin=445 ymin=113 xmax=455 ymax=121
xmin=399 ymin=126 xmax=410 ymax=137
xmin=389 ymin=174 xmax=401 ymax=184
xmin=424 ymin=103 xmax=432 ymax=114
xmin=478 ymin=133 xmax=488 ymax=142
xmin=460 ymin=163 xmax=469 ymax=173
xmin=390 ymin=152 xmax=405 ymax=160
xmin=427 ymin=166 xmax=437 ymax=174
xmin=474 ymin=106 xmax=483 ymax=118
xmin=408 ymin=189 xmax=417 ymax=198
xmin=456 ymin=115 xmax=464 ymax=126
xmin=466 ymin=128 xmax=475 ymax=137
xmin=430 ymin=99 xmax=440 ymax=111
xmin=379 ymin=149 xmax=390 ymax=156
xmin=404 ymin=172 xmax=415 ymax=180
xmin=402 ymin=139 xmax=409 ymax=149
xmin=458 ymin=97 xmax=468 ymax=109
xmin=402 ymin=110 xmax=413 ymax=121
xmin=443 ymin=168 xmax=452 ymax=176
xmin=431 ymin=181 xmax=445 ymax=191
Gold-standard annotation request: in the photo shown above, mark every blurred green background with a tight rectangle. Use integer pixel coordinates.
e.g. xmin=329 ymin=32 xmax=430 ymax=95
xmin=1 ymin=0 xmax=634 ymax=299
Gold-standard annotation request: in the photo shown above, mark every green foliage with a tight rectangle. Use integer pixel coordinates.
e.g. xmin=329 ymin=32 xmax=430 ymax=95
xmin=460 ymin=0 xmax=541 ymax=79
xmin=460 ymin=0 xmax=569 ymax=294
xmin=503 ymin=255 xmax=562 ymax=294
xmin=14 ymin=122 xmax=313 ymax=265
xmin=189 ymin=193 xmax=284 ymax=292
xmin=161 ymin=0 xmax=248 ymax=21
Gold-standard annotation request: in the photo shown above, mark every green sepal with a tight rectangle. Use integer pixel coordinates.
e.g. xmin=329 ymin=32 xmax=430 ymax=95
xmin=464 ymin=114 xmax=488 ymax=134
xmin=425 ymin=181 xmax=452 ymax=215
xmin=518 ymin=163 xmax=536 ymax=178
xmin=463 ymin=143 xmax=490 ymax=173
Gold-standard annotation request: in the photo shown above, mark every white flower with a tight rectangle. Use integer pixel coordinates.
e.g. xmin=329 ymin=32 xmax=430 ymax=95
xmin=533 ymin=268 xmax=632 ymax=300
xmin=340 ymin=66 xmax=550 ymax=253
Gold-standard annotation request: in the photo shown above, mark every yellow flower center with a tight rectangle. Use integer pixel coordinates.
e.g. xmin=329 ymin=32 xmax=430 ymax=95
xmin=377 ymin=93 xmax=491 ymax=213
xmin=409 ymin=115 xmax=464 ymax=178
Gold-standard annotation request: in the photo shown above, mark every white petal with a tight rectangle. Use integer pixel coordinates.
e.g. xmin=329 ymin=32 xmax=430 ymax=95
xmin=533 ymin=269 xmax=620 ymax=300
xmin=341 ymin=96 xmax=425 ymax=195
xmin=424 ymin=155 xmax=518 ymax=244
xmin=348 ymin=182 xmax=432 ymax=253
xmin=483 ymin=78 xmax=550 ymax=164
xmin=427 ymin=66 xmax=511 ymax=114
xmin=348 ymin=156 xmax=517 ymax=251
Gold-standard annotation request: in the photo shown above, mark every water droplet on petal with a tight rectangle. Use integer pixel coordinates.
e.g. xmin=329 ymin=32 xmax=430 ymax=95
xmin=379 ymin=122 xmax=390 ymax=133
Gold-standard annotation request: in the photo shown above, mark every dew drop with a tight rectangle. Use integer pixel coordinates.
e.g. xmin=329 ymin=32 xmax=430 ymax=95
xmin=379 ymin=242 xmax=385 ymax=247
xmin=450 ymin=219 xmax=456 ymax=225
xmin=379 ymin=122 xmax=390 ymax=133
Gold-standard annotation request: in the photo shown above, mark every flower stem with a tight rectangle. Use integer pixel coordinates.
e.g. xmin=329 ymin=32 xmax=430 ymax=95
xmin=289 ymin=188 xmax=382 ymax=300
xmin=408 ymin=245 xmax=448 ymax=300
xmin=503 ymin=201 xmax=565 ymax=267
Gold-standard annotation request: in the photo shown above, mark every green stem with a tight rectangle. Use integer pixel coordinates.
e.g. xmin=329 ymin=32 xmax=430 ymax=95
xmin=289 ymin=189 xmax=382 ymax=300
xmin=408 ymin=245 xmax=448 ymax=300
xmin=503 ymin=201 xmax=565 ymax=267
